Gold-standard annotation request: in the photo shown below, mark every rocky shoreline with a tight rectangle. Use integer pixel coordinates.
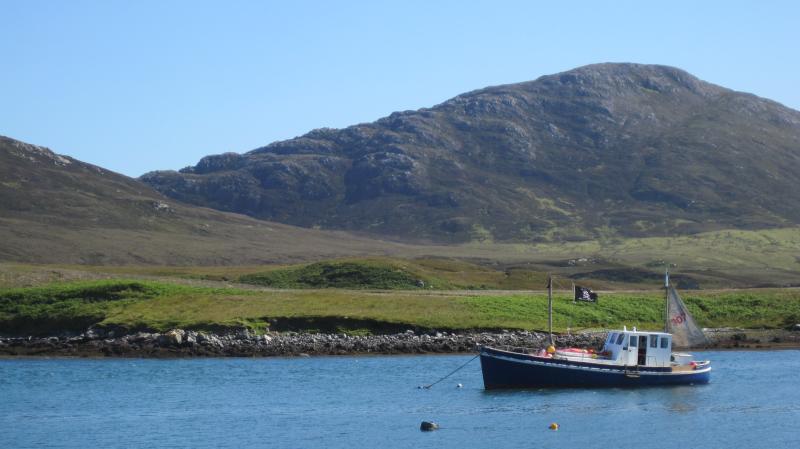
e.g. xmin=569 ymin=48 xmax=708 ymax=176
xmin=2 ymin=327 xmax=799 ymax=357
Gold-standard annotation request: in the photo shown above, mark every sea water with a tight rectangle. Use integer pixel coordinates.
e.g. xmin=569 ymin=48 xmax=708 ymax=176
xmin=1 ymin=350 xmax=798 ymax=449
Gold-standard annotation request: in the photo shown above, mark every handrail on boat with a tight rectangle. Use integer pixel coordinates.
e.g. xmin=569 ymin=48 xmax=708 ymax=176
xmin=490 ymin=345 xmax=534 ymax=354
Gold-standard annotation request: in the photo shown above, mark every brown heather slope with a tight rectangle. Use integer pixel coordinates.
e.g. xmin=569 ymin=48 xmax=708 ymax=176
xmin=141 ymin=63 xmax=800 ymax=243
xmin=0 ymin=136 xmax=407 ymax=265
xmin=3 ymin=133 xmax=800 ymax=288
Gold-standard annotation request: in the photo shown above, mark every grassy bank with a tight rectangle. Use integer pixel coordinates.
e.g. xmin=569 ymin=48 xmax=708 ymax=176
xmin=2 ymin=280 xmax=799 ymax=336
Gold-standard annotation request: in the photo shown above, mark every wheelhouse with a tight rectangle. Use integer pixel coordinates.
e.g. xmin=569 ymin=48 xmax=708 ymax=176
xmin=602 ymin=327 xmax=672 ymax=367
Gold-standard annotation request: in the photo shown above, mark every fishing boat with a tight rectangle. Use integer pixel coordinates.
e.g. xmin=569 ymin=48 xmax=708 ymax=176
xmin=479 ymin=272 xmax=711 ymax=389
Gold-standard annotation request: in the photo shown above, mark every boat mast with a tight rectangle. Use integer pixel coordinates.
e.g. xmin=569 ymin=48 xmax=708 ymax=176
xmin=548 ymin=274 xmax=553 ymax=345
xmin=664 ymin=267 xmax=670 ymax=332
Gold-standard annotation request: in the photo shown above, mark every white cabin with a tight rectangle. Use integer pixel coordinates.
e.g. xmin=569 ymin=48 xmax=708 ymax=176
xmin=600 ymin=327 xmax=673 ymax=367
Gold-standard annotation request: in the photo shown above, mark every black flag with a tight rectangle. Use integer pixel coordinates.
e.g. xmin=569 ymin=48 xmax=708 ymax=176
xmin=574 ymin=286 xmax=598 ymax=302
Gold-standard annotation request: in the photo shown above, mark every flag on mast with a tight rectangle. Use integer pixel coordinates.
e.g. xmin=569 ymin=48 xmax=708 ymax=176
xmin=574 ymin=286 xmax=598 ymax=302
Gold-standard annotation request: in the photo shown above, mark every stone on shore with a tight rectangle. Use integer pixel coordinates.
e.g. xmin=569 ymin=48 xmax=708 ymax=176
xmin=2 ymin=327 xmax=798 ymax=357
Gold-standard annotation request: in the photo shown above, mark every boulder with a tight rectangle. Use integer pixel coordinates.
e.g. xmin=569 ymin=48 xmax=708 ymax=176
xmin=185 ymin=332 xmax=197 ymax=345
xmin=157 ymin=329 xmax=184 ymax=346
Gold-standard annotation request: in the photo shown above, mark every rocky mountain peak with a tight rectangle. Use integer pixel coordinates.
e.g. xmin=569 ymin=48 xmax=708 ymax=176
xmin=139 ymin=63 xmax=800 ymax=243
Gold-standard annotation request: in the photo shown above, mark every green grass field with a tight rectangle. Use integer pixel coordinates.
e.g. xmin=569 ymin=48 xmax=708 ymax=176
xmin=4 ymin=226 xmax=800 ymax=293
xmin=0 ymin=257 xmax=550 ymax=290
xmin=5 ymin=227 xmax=800 ymax=293
xmin=2 ymin=279 xmax=799 ymax=336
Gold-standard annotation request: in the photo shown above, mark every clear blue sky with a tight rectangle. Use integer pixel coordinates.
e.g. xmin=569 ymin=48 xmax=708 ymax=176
xmin=2 ymin=0 xmax=798 ymax=177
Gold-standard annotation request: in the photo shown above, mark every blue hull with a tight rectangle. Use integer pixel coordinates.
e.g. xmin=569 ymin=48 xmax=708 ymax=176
xmin=480 ymin=347 xmax=711 ymax=389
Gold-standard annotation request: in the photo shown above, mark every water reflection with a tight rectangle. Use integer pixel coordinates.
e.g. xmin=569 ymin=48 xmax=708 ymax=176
xmin=665 ymin=386 xmax=699 ymax=413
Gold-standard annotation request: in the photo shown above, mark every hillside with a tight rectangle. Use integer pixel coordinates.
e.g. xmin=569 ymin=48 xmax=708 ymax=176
xmin=0 ymin=136 xmax=404 ymax=265
xmin=3 ymin=134 xmax=800 ymax=287
xmin=141 ymin=63 xmax=800 ymax=243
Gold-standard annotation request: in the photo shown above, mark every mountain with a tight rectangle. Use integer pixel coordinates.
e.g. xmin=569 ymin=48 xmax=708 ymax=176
xmin=140 ymin=63 xmax=800 ymax=243
xmin=4 ymin=133 xmax=800 ymax=286
xmin=0 ymin=136 xmax=403 ymax=265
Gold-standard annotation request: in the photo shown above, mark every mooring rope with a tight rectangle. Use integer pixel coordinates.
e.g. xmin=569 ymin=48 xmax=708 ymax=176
xmin=422 ymin=354 xmax=480 ymax=389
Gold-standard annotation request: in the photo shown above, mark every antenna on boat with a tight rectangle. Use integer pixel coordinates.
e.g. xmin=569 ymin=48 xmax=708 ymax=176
xmin=664 ymin=265 xmax=670 ymax=333
xmin=547 ymin=274 xmax=553 ymax=346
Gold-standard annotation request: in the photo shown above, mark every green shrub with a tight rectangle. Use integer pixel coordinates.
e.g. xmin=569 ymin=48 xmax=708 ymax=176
xmin=239 ymin=261 xmax=424 ymax=289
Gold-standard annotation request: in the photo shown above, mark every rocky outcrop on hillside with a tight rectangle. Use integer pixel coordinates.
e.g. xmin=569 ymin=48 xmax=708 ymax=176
xmin=141 ymin=63 xmax=800 ymax=242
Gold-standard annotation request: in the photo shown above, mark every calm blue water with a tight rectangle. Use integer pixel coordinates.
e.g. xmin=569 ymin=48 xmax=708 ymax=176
xmin=1 ymin=351 xmax=798 ymax=449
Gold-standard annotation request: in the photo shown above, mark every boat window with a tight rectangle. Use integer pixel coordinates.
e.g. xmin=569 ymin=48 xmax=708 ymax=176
xmin=616 ymin=333 xmax=625 ymax=345
xmin=660 ymin=337 xmax=670 ymax=349
xmin=608 ymin=333 xmax=616 ymax=344
xmin=630 ymin=335 xmax=638 ymax=347
xmin=650 ymin=335 xmax=658 ymax=348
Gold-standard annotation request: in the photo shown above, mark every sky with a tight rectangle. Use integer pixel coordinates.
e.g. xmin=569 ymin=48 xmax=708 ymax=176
xmin=2 ymin=0 xmax=799 ymax=177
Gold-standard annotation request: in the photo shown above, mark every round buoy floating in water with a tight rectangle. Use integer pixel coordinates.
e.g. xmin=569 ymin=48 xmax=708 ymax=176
xmin=456 ymin=383 xmax=463 ymax=388
xmin=548 ymin=422 xmax=559 ymax=431
xmin=420 ymin=421 xmax=439 ymax=431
